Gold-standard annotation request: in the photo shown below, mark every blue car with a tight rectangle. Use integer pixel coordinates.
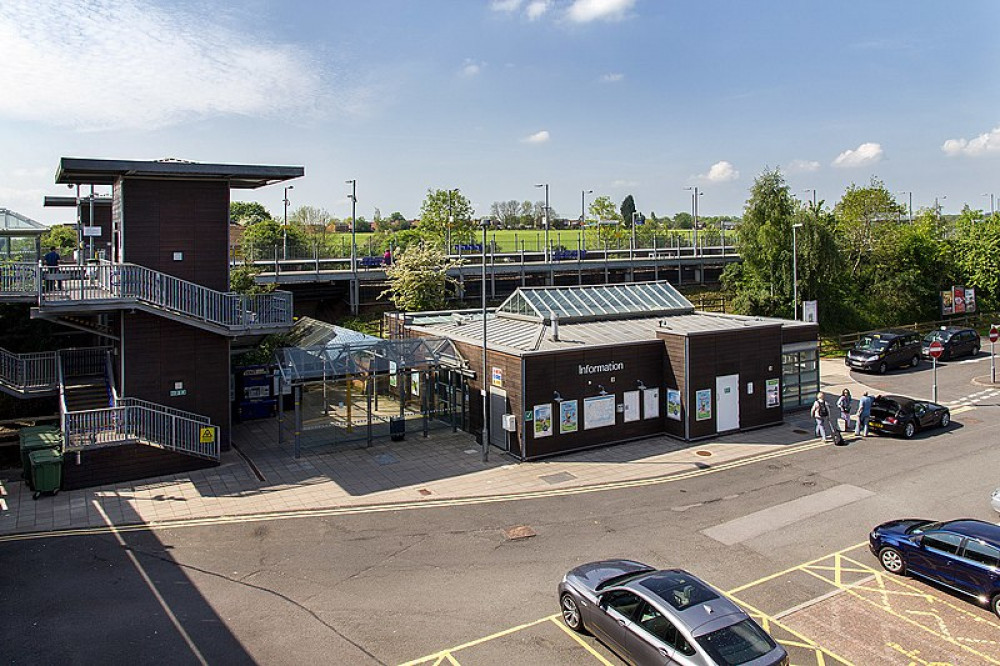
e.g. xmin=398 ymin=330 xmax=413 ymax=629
xmin=869 ymin=518 xmax=1000 ymax=617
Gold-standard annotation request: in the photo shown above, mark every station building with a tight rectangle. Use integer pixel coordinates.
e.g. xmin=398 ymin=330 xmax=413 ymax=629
xmin=391 ymin=282 xmax=819 ymax=460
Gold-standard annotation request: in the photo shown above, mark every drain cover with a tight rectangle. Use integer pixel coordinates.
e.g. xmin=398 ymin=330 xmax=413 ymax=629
xmin=695 ymin=450 xmax=712 ymax=457
xmin=539 ymin=471 xmax=577 ymax=484
xmin=503 ymin=525 xmax=537 ymax=540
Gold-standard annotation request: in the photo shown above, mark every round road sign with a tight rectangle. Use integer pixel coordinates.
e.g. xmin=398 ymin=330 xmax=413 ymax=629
xmin=928 ymin=340 xmax=945 ymax=359
xmin=990 ymin=326 xmax=999 ymax=343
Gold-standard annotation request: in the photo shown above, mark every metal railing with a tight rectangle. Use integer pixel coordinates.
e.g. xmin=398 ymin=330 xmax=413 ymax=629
xmin=0 ymin=261 xmax=38 ymax=295
xmin=63 ymin=403 xmax=219 ymax=460
xmin=0 ymin=348 xmax=58 ymax=395
xmin=36 ymin=262 xmax=293 ymax=332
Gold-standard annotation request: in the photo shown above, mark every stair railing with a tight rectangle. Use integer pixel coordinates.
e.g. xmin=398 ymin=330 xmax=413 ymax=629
xmin=0 ymin=261 xmax=38 ymax=296
xmin=63 ymin=401 xmax=219 ymax=460
xmin=0 ymin=347 xmax=58 ymax=395
xmin=105 ymin=350 xmax=119 ymax=406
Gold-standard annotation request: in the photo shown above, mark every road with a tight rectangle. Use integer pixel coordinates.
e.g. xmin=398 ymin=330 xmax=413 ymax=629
xmin=2 ymin=356 xmax=998 ymax=665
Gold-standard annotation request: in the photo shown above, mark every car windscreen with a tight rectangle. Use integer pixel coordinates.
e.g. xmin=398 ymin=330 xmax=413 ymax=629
xmin=907 ymin=521 xmax=942 ymax=535
xmin=696 ymin=618 xmax=777 ymax=665
xmin=638 ymin=573 xmax=718 ymax=610
xmin=924 ymin=331 xmax=950 ymax=343
xmin=855 ymin=336 xmax=889 ymax=352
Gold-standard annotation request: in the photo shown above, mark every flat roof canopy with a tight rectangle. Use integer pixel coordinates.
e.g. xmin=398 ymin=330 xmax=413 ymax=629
xmin=44 ymin=195 xmax=113 ymax=208
xmin=56 ymin=157 xmax=304 ymax=189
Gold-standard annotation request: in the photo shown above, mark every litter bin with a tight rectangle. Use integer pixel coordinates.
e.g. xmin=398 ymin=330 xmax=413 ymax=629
xmin=389 ymin=416 xmax=406 ymax=442
xmin=28 ymin=448 xmax=63 ymax=500
xmin=20 ymin=430 xmax=62 ymax=486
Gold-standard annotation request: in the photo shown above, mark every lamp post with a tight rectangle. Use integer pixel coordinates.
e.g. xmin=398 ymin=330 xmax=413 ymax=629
xmin=792 ymin=223 xmax=803 ymax=320
xmin=581 ymin=189 xmax=592 ymax=228
xmin=481 ymin=218 xmax=490 ymax=463
xmin=983 ymin=193 xmax=996 ymax=217
xmin=447 ymin=188 xmax=458 ymax=254
xmin=897 ymin=191 xmax=913 ymax=223
xmin=346 ymin=179 xmax=357 ymax=272
xmin=535 ymin=183 xmax=549 ymax=262
xmin=934 ymin=195 xmax=946 ymax=223
xmin=684 ymin=186 xmax=702 ymax=254
xmin=282 ymin=185 xmax=294 ymax=259
xmin=631 ymin=211 xmax=640 ymax=255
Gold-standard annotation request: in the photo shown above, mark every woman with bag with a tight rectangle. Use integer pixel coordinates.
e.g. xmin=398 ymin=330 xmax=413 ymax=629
xmin=837 ymin=389 xmax=853 ymax=432
xmin=810 ymin=392 xmax=831 ymax=441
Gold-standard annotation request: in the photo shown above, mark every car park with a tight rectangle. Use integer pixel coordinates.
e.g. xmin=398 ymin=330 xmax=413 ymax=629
xmin=922 ymin=327 xmax=981 ymax=361
xmin=867 ymin=394 xmax=950 ymax=439
xmin=845 ymin=329 xmax=921 ymax=374
xmin=870 ymin=518 xmax=1000 ymax=618
xmin=558 ymin=560 xmax=788 ymax=665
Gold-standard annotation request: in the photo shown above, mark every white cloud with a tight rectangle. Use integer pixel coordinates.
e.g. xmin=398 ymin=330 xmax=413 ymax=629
xmin=521 ymin=130 xmax=550 ymax=143
xmin=525 ymin=1 xmax=550 ymax=20
xmin=460 ymin=59 xmax=485 ymax=77
xmin=491 ymin=0 xmax=523 ymax=11
xmin=566 ymin=0 xmax=636 ymax=23
xmin=832 ymin=142 xmax=883 ymax=168
xmin=942 ymin=126 xmax=1000 ymax=156
xmin=0 ymin=0 xmax=334 ymax=131
xmin=601 ymin=73 xmax=625 ymax=83
xmin=787 ymin=159 xmax=821 ymax=173
xmin=698 ymin=161 xmax=740 ymax=183
xmin=612 ymin=179 xmax=638 ymax=188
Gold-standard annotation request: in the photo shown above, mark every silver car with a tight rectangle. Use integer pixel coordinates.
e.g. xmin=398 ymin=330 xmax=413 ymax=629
xmin=558 ymin=560 xmax=787 ymax=665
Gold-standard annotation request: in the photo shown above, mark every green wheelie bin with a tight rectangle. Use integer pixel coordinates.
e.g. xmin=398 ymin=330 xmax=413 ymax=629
xmin=28 ymin=448 xmax=63 ymax=500
xmin=19 ymin=429 xmax=62 ymax=487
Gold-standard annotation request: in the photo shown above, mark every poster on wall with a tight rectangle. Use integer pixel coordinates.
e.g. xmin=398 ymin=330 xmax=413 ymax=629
xmin=765 ymin=378 xmax=780 ymax=408
xmin=695 ymin=389 xmax=712 ymax=421
xmin=559 ymin=400 xmax=578 ymax=434
xmin=954 ymin=286 xmax=966 ymax=314
xmin=644 ymin=388 xmax=660 ymax=420
xmin=802 ymin=300 xmax=818 ymax=323
xmin=389 ymin=361 xmax=398 ymax=388
xmin=491 ymin=366 xmax=503 ymax=387
xmin=940 ymin=290 xmax=954 ymax=316
xmin=666 ymin=389 xmax=681 ymax=421
xmin=584 ymin=395 xmax=616 ymax=429
xmin=411 ymin=371 xmax=420 ymax=396
xmin=533 ymin=403 xmax=553 ymax=438
xmin=623 ymin=391 xmax=640 ymax=422
xmin=966 ymin=287 xmax=976 ymax=313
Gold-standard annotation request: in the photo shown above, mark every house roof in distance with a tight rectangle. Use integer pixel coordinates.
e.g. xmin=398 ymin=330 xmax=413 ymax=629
xmin=55 ymin=157 xmax=304 ymax=189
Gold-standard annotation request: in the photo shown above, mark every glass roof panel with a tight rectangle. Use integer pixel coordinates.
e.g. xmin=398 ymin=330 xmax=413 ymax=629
xmin=494 ymin=282 xmax=693 ymax=323
xmin=0 ymin=209 xmax=48 ymax=236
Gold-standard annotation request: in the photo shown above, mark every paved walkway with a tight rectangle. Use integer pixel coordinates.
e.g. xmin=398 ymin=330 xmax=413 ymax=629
xmin=0 ymin=360 xmax=874 ymax=536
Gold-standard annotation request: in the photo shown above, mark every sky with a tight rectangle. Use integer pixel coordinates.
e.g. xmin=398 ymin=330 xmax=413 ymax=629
xmin=1 ymin=0 xmax=999 ymax=226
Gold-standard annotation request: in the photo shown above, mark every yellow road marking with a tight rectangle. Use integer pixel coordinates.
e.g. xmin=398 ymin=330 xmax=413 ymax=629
xmin=725 ymin=594 xmax=853 ymax=665
xmin=726 ymin=541 xmax=869 ymax=594
xmin=548 ymin=617 xmax=616 ymax=665
xmin=950 ymin=405 xmax=974 ymax=415
xmin=397 ymin=614 xmax=558 ymax=666
xmin=0 ymin=438 xmax=831 ymax=543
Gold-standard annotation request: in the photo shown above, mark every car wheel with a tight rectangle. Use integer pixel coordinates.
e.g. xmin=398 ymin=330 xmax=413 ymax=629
xmin=972 ymin=345 xmax=980 ymax=357
xmin=940 ymin=412 xmax=951 ymax=428
xmin=879 ymin=547 xmax=906 ymax=575
xmin=878 ymin=362 xmax=888 ymax=374
xmin=910 ymin=355 xmax=920 ymax=368
xmin=560 ymin=593 xmax=586 ymax=633
xmin=993 ymin=594 xmax=1000 ymax=619
xmin=903 ymin=421 xmax=916 ymax=439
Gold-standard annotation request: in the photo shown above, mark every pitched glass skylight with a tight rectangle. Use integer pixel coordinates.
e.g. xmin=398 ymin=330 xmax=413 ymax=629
xmin=496 ymin=282 xmax=693 ymax=323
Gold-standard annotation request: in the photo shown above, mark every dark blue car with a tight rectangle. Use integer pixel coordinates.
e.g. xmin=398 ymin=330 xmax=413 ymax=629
xmin=869 ymin=518 xmax=1000 ymax=617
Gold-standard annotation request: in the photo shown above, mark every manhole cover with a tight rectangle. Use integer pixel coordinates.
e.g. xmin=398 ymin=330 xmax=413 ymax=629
xmin=503 ymin=525 xmax=537 ymax=540
xmin=539 ymin=471 xmax=577 ymax=485
xmin=695 ymin=450 xmax=712 ymax=457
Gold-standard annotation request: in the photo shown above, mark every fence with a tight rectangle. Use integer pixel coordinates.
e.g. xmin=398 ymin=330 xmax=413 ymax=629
xmin=0 ymin=348 xmax=58 ymax=394
xmin=63 ymin=403 xmax=219 ymax=460
xmin=835 ymin=312 xmax=999 ymax=351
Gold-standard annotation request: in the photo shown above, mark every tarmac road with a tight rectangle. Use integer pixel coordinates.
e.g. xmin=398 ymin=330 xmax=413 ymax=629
xmin=2 ymin=358 xmax=999 ymax=665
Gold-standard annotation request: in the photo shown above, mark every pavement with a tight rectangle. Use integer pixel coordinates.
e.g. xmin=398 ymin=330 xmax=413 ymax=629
xmin=0 ymin=358 xmax=876 ymax=536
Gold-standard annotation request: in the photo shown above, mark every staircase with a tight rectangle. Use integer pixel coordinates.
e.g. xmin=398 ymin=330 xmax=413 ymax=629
xmin=62 ymin=375 xmax=112 ymax=412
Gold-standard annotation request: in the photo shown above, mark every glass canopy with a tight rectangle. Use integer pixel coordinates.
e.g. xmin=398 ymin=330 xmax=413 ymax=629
xmin=0 ymin=209 xmax=48 ymax=236
xmin=496 ymin=282 xmax=694 ymax=323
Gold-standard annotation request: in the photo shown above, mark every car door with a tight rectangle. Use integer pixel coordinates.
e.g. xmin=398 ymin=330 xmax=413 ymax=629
xmin=909 ymin=531 xmax=969 ymax=591
xmin=885 ymin=339 xmax=901 ymax=367
xmin=627 ymin=601 xmax=700 ymax=665
xmin=912 ymin=403 xmax=933 ymax=428
xmin=954 ymin=539 xmax=1000 ymax=597
xmin=593 ymin=590 xmax=642 ymax=656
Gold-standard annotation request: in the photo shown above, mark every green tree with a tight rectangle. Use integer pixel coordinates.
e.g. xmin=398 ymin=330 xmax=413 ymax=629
xmin=951 ymin=208 xmax=1000 ymax=310
xmin=419 ymin=188 xmax=475 ymax=245
xmin=380 ymin=242 xmax=459 ymax=311
xmin=230 ymin=201 xmax=272 ymax=225
xmin=833 ymin=178 xmax=905 ymax=278
xmin=620 ymin=195 xmax=637 ymax=227
xmin=672 ymin=212 xmax=693 ymax=229
xmin=588 ymin=196 xmax=620 ymax=223
xmin=40 ymin=224 xmax=77 ymax=255
xmin=242 ymin=219 xmax=308 ymax=259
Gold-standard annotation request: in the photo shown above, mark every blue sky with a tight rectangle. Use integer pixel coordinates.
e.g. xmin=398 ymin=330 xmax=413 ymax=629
xmin=2 ymin=0 xmax=999 ymax=225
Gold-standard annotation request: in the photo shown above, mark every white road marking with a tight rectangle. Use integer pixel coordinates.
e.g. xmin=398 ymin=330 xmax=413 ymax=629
xmin=0 ymin=499 xmax=7 ymax=511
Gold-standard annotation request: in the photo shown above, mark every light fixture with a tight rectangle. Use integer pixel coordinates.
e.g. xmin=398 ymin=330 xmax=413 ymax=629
xmin=597 ymin=384 xmax=607 ymax=396
xmin=637 ymin=380 xmax=646 ymax=390
xmin=553 ymin=391 xmax=563 ymax=402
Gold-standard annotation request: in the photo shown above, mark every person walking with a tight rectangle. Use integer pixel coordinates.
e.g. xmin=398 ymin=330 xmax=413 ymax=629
xmin=383 ymin=248 xmax=392 ymax=266
xmin=855 ymin=391 xmax=874 ymax=437
xmin=810 ymin=391 xmax=831 ymax=441
xmin=837 ymin=388 xmax=853 ymax=432
xmin=42 ymin=245 xmax=62 ymax=290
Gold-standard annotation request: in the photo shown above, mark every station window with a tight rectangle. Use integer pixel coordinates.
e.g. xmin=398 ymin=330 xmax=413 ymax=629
xmin=781 ymin=347 xmax=819 ymax=409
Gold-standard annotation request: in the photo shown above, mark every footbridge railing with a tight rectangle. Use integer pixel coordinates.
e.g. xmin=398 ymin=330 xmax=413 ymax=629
xmin=0 ymin=347 xmax=59 ymax=396
xmin=0 ymin=262 xmax=38 ymax=296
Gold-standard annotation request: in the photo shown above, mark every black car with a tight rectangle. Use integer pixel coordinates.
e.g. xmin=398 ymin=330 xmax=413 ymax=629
xmin=845 ymin=329 xmax=921 ymax=374
xmin=868 ymin=395 xmax=951 ymax=438
xmin=922 ymin=327 xmax=981 ymax=361
xmin=870 ymin=518 xmax=1000 ymax=618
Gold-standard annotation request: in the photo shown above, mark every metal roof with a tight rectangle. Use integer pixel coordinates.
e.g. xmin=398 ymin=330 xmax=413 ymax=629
xmin=0 ymin=209 xmax=48 ymax=236
xmin=56 ymin=157 xmax=304 ymax=189
xmin=496 ymin=281 xmax=693 ymax=323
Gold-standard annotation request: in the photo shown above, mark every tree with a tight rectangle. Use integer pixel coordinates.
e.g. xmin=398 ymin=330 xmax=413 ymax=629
xmin=952 ymin=209 xmax=1000 ymax=310
xmin=621 ymin=195 xmax=637 ymax=227
xmin=833 ymin=178 xmax=905 ymax=278
xmin=291 ymin=205 xmax=330 ymax=232
xmin=242 ymin=219 xmax=308 ymax=258
xmin=588 ymin=196 xmax=619 ymax=223
xmin=380 ymin=242 xmax=459 ymax=311
xmin=418 ymin=189 xmax=475 ymax=245
xmin=490 ymin=200 xmax=522 ymax=228
xmin=40 ymin=225 xmax=77 ymax=255
xmin=672 ymin=212 xmax=693 ymax=229
xmin=230 ymin=201 xmax=272 ymax=225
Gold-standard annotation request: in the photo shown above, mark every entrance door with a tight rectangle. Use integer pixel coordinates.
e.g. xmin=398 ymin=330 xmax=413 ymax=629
xmin=489 ymin=387 xmax=509 ymax=451
xmin=715 ymin=374 xmax=740 ymax=432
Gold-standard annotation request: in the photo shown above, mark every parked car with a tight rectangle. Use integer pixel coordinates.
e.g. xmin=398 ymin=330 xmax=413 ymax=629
xmin=558 ymin=560 xmax=788 ymax=666
xmin=870 ymin=518 xmax=1000 ymax=618
xmin=845 ymin=329 xmax=921 ymax=374
xmin=922 ymin=327 xmax=981 ymax=361
xmin=868 ymin=395 xmax=951 ymax=438
xmin=991 ymin=487 xmax=1000 ymax=514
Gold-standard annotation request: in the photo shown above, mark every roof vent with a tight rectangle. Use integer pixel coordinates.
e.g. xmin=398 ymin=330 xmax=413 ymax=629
xmin=550 ymin=310 xmax=559 ymax=341
xmin=452 ymin=313 xmax=466 ymax=326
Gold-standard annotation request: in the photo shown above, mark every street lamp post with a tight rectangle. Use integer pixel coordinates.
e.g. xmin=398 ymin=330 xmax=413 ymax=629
xmin=535 ymin=183 xmax=549 ymax=262
xmin=897 ymin=191 xmax=913 ymax=223
xmin=792 ymin=223 xmax=804 ymax=320
xmin=934 ymin=195 xmax=946 ymax=223
xmin=684 ymin=186 xmax=702 ymax=254
xmin=983 ymin=193 xmax=996 ymax=217
xmin=346 ymin=179 xmax=357 ymax=272
xmin=481 ymin=218 xmax=490 ymax=463
xmin=447 ymin=189 xmax=458 ymax=254
xmin=630 ymin=211 xmax=640 ymax=256
xmin=581 ymin=189 xmax=592 ymax=228
xmin=282 ymin=185 xmax=294 ymax=259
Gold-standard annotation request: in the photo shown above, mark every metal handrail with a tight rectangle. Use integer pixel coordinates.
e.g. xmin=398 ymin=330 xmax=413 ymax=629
xmin=0 ymin=347 xmax=58 ymax=395
xmin=36 ymin=262 xmax=293 ymax=332
xmin=105 ymin=350 xmax=119 ymax=404
xmin=56 ymin=352 xmax=68 ymax=434
xmin=63 ymin=403 xmax=219 ymax=460
xmin=116 ymin=397 xmax=210 ymax=423
xmin=0 ymin=261 xmax=38 ymax=294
